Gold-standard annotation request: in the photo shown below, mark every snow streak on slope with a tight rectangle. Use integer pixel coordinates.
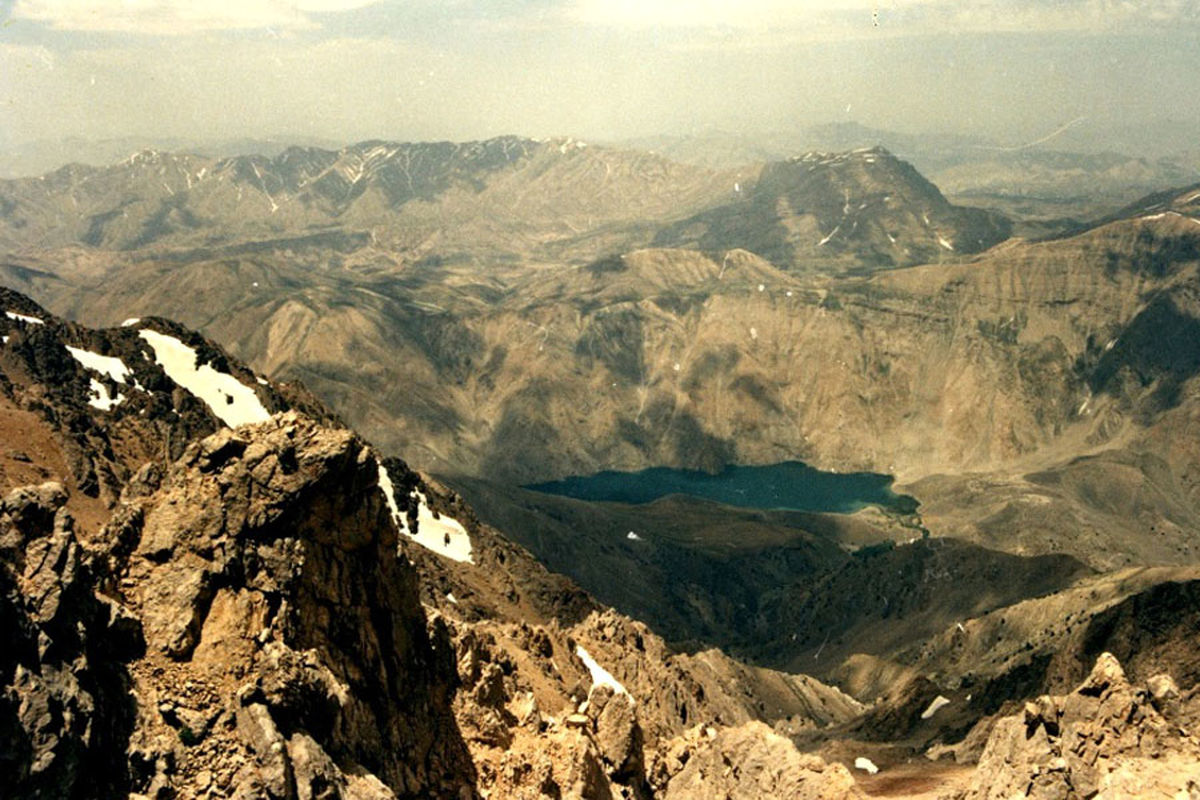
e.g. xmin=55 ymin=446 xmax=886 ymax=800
xmin=65 ymin=345 xmax=130 ymax=384
xmin=138 ymin=329 xmax=270 ymax=427
xmin=84 ymin=378 xmax=123 ymax=411
xmin=576 ymin=645 xmax=630 ymax=697
xmin=921 ymin=695 xmax=951 ymax=719
xmin=377 ymin=459 xmax=474 ymax=564
xmin=65 ymin=345 xmax=132 ymax=411
xmin=5 ymin=311 xmax=44 ymax=325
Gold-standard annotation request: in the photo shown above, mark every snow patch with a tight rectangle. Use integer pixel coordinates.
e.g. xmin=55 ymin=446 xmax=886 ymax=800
xmin=446 ymin=593 xmax=458 ymax=605
xmin=921 ymin=695 xmax=951 ymax=720
xmin=138 ymin=330 xmax=271 ymax=428
xmin=376 ymin=460 xmax=474 ymax=564
xmin=5 ymin=311 xmax=44 ymax=325
xmin=556 ymin=137 xmax=587 ymax=154
xmin=1 ymin=336 xmax=7 ymax=344
xmin=575 ymin=645 xmax=629 ymax=697
xmin=65 ymin=346 xmax=130 ymax=385
xmin=818 ymin=225 xmax=840 ymax=246
xmin=412 ymin=490 xmax=473 ymax=563
xmin=626 ymin=531 xmax=642 ymax=541
xmin=121 ymin=318 xmax=141 ymax=327
xmin=854 ymin=757 xmax=879 ymax=774
xmin=938 ymin=235 xmax=955 ymax=251
xmin=85 ymin=378 xmax=124 ymax=411
xmin=377 ymin=460 xmax=406 ymax=530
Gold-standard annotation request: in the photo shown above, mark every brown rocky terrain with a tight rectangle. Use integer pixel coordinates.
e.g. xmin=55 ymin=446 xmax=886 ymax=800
xmin=1 ymin=292 xmax=877 ymax=798
xmin=961 ymin=653 xmax=1200 ymax=799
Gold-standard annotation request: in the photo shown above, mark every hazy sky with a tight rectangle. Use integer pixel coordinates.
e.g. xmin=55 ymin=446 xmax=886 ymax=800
xmin=1 ymin=0 xmax=1198 ymax=149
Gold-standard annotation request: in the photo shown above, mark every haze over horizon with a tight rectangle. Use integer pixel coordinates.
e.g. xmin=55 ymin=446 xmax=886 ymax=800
xmin=1 ymin=0 xmax=1199 ymax=166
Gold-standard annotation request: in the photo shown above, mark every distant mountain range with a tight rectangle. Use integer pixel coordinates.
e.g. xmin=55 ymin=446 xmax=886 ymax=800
xmin=0 ymin=136 xmax=740 ymax=266
xmin=621 ymin=121 xmax=1200 ymax=218
xmin=5 ymin=122 xmax=1197 ymax=220
xmin=0 ymin=134 xmax=345 ymax=179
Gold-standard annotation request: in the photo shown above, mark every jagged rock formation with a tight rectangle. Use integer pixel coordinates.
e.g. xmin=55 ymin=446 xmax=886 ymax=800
xmin=962 ymin=653 xmax=1200 ymax=800
xmin=650 ymin=722 xmax=863 ymax=800
xmin=0 ymin=287 xmax=334 ymax=521
xmin=112 ymin=415 xmax=477 ymax=798
xmin=0 ymin=481 xmax=142 ymax=798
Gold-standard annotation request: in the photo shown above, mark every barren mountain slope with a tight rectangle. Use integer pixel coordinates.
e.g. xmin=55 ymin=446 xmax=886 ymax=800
xmin=654 ymin=147 xmax=1012 ymax=270
xmin=0 ymin=137 xmax=743 ymax=265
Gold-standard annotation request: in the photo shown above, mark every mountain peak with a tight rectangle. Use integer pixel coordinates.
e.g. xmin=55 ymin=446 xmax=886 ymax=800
xmin=789 ymin=144 xmax=894 ymax=165
xmin=655 ymin=146 xmax=1011 ymax=270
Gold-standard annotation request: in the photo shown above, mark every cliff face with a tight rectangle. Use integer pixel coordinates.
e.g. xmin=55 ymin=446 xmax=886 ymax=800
xmin=113 ymin=415 xmax=476 ymax=798
xmin=2 ymin=412 xmax=477 ymax=798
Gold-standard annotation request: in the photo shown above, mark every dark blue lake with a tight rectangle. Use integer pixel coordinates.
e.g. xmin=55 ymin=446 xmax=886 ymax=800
xmin=525 ymin=461 xmax=918 ymax=515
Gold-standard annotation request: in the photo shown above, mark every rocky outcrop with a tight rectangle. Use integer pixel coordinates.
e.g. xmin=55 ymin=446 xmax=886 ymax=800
xmin=1 ymin=481 xmax=143 ymax=798
xmin=0 ymin=287 xmax=331 ymax=524
xmin=650 ymin=722 xmax=864 ymax=799
xmin=108 ymin=414 xmax=475 ymax=798
xmin=963 ymin=653 xmax=1200 ymax=800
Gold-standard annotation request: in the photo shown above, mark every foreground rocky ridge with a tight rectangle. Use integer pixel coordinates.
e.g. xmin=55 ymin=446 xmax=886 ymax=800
xmin=963 ymin=653 xmax=1200 ymax=799
xmin=2 ymin=292 xmax=874 ymax=798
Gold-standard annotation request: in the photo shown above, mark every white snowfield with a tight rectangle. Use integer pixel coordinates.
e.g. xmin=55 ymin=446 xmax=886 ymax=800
xmin=854 ymin=757 xmax=879 ymax=774
xmin=85 ymin=378 xmax=124 ymax=411
xmin=921 ymin=695 xmax=951 ymax=720
xmin=65 ymin=345 xmax=131 ymax=384
xmin=376 ymin=460 xmax=474 ymax=564
xmin=6 ymin=310 xmax=45 ymax=325
xmin=65 ymin=346 xmax=132 ymax=411
xmin=575 ymin=645 xmax=630 ymax=697
xmin=138 ymin=329 xmax=271 ymax=428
